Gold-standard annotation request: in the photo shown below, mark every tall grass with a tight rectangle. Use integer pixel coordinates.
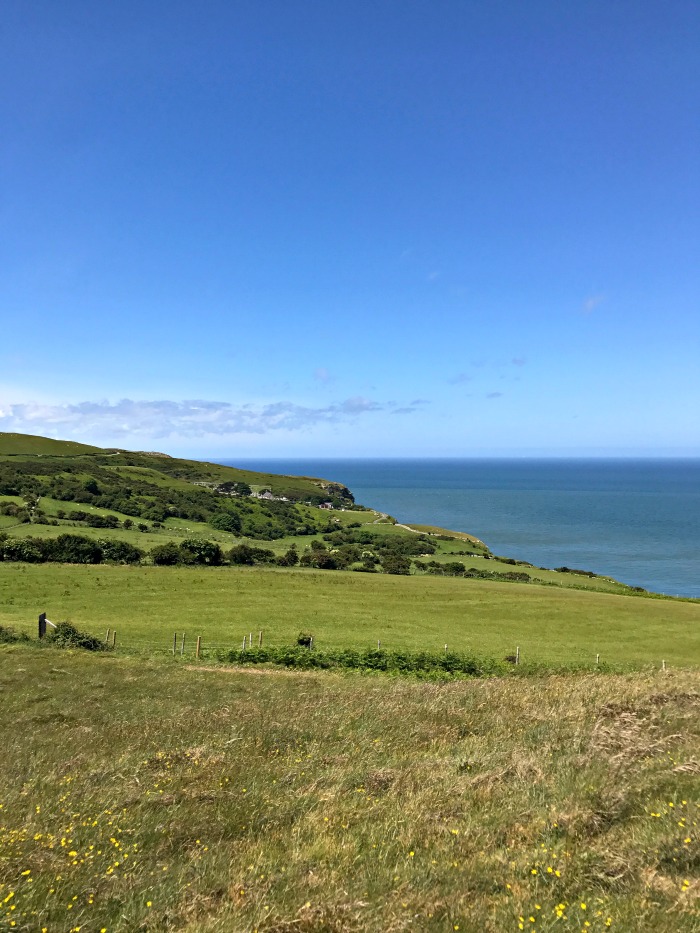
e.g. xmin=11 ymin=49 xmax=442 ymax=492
xmin=1 ymin=648 xmax=698 ymax=932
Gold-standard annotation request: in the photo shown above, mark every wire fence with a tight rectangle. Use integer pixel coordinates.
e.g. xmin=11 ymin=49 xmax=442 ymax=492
xmin=4 ymin=615 xmax=677 ymax=671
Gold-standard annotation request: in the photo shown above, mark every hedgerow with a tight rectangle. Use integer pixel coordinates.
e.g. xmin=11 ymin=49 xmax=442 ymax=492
xmin=218 ymin=645 xmax=509 ymax=676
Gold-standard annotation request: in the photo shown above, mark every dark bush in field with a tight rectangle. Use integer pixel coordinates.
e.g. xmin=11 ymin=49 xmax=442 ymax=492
xmin=209 ymin=511 xmax=242 ymax=534
xmin=1 ymin=537 xmax=47 ymax=562
xmin=178 ymin=538 xmax=224 ymax=566
xmin=98 ymin=539 xmax=144 ymax=564
xmin=381 ymin=555 xmax=411 ymax=575
xmin=276 ymin=546 xmax=299 ymax=566
xmin=221 ymin=645 xmax=507 ymax=677
xmin=50 ymin=534 xmax=104 ymax=564
xmin=86 ymin=514 xmax=120 ymax=529
xmin=0 ymin=625 xmax=31 ymax=644
xmin=151 ymin=542 xmax=181 ymax=565
xmin=228 ymin=544 xmax=276 ymax=565
xmin=45 ymin=621 xmax=107 ymax=651
xmin=0 ymin=533 xmax=103 ymax=564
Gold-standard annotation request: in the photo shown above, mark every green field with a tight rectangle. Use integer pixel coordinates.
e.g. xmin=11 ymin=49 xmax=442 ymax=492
xmin=2 ymin=563 xmax=699 ymax=666
xmin=1 ymin=433 xmax=699 ymax=932
xmin=0 ymin=649 xmax=698 ymax=933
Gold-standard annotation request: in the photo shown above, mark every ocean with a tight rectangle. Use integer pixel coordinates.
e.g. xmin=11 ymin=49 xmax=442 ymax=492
xmin=218 ymin=459 xmax=700 ymax=599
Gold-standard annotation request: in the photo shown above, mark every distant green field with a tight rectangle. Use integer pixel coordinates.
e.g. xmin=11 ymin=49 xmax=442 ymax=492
xmin=2 ymin=563 xmax=698 ymax=666
xmin=0 ymin=432 xmax=102 ymax=456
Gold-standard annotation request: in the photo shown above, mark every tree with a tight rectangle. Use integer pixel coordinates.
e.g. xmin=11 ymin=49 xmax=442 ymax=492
xmin=179 ymin=538 xmax=224 ymax=566
xmin=381 ymin=555 xmax=411 ymax=575
xmin=49 ymin=534 xmax=103 ymax=564
xmin=151 ymin=542 xmax=181 ymax=565
xmin=210 ymin=511 xmax=242 ymax=534
xmin=228 ymin=544 xmax=255 ymax=565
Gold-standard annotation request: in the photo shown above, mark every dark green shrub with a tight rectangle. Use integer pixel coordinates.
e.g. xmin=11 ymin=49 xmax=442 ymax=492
xmin=210 ymin=511 xmax=242 ymax=534
xmin=228 ymin=543 xmax=255 ymax=565
xmin=49 ymin=534 xmax=103 ymax=564
xmin=151 ymin=542 xmax=181 ymax=565
xmin=45 ymin=621 xmax=107 ymax=651
xmin=99 ymin=540 xmax=144 ymax=564
xmin=0 ymin=625 xmax=30 ymax=644
xmin=1 ymin=537 xmax=47 ymax=563
xmin=381 ymin=555 xmax=411 ymax=575
xmin=276 ymin=546 xmax=299 ymax=567
xmin=178 ymin=538 xmax=224 ymax=566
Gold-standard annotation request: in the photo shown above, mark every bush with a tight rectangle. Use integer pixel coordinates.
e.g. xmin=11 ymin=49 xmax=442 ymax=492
xmin=228 ymin=544 xmax=275 ymax=565
xmin=210 ymin=511 xmax=242 ymax=534
xmin=1 ymin=537 xmax=47 ymax=563
xmin=228 ymin=543 xmax=255 ymax=565
xmin=45 ymin=621 xmax=107 ymax=651
xmin=381 ymin=555 xmax=411 ymax=575
xmin=0 ymin=625 xmax=30 ymax=644
xmin=221 ymin=644 xmax=508 ymax=677
xmin=50 ymin=534 xmax=103 ymax=564
xmin=178 ymin=538 xmax=224 ymax=566
xmin=151 ymin=542 xmax=181 ymax=565
xmin=99 ymin=540 xmax=144 ymax=564
xmin=277 ymin=546 xmax=299 ymax=567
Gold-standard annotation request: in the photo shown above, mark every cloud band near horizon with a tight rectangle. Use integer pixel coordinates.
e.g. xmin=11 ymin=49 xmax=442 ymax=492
xmin=0 ymin=396 xmax=420 ymax=439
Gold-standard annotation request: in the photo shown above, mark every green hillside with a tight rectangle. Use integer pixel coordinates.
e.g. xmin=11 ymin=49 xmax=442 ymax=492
xmin=0 ymin=431 xmax=102 ymax=456
xmin=0 ymin=431 xmax=693 ymax=601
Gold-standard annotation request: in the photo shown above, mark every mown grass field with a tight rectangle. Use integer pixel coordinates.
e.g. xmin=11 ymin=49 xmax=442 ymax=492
xmin=2 ymin=563 xmax=699 ymax=666
xmin=0 ymin=648 xmax=698 ymax=932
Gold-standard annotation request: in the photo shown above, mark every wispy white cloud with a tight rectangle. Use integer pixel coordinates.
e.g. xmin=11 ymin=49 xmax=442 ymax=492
xmin=511 ymin=357 xmax=526 ymax=367
xmin=486 ymin=392 xmax=503 ymax=399
xmin=447 ymin=372 xmax=472 ymax=385
xmin=0 ymin=396 xmax=387 ymax=439
xmin=313 ymin=367 xmax=333 ymax=383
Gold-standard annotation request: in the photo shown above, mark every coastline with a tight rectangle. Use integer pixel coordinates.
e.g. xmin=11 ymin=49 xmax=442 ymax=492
xmin=221 ymin=457 xmax=700 ymax=598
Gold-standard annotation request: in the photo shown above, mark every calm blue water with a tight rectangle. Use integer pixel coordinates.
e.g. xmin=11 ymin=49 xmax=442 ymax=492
xmin=218 ymin=459 xmax=700 ymax=598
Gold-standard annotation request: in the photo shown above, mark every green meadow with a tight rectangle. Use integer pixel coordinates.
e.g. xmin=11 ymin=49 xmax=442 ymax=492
xmin=1 ymin=433 xmax=699 ymax=932
xmin=0 ymin=649 xmax=698 ymax=933
xmin=1 ymin=563 xmax=699 ymax=666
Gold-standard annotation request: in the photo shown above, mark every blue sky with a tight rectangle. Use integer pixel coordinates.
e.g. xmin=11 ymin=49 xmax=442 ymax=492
xmin=1 ymin=0 xmax=698 ymax=456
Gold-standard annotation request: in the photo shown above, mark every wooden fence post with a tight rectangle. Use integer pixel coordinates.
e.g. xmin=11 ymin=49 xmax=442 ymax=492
xmin=258 ymin=630 xmax=263 ymax=647
xmin=112 ymin=630 xmax=117 ymax=648
xmin=196 ymin=636 xmax=201 ymax=659
xmin=105 ymin=628 xmax=111 ymax=645
xmin=173 ymin=633 xmax=177 ymax=656
xmin=180 ymin=632 xmax=185 ymax=656
xmin=38 ymin=612 xmax=46 ymax=639
xmin=515 ymin=646 xmax=520 ymax=665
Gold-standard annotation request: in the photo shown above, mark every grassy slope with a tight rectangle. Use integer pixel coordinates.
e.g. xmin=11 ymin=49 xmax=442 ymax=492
xmin=2 ymin=563 xmax=699 ymax=665
xmin=2 ymin=431 xmax=656 ymax=597
xmin=0 ymin=649 xmax=697 ymax=933
xmin=0 ymin=432 xmax=102 ymax=455
xmin=0 ymin=432 xmax=340 ymax=502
